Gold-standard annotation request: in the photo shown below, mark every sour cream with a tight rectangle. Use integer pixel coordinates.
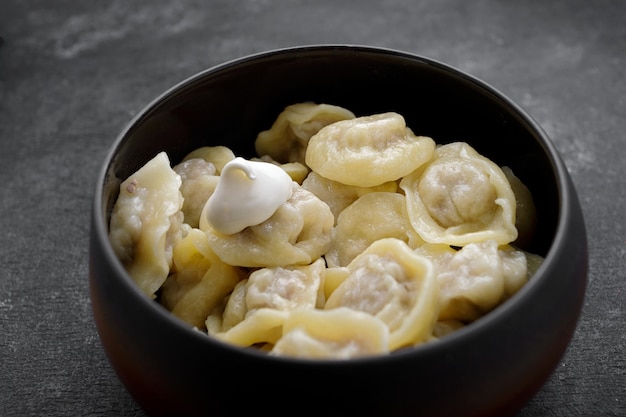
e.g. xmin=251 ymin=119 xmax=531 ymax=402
xmin=202 ymin=157 xmax=294 ymax=234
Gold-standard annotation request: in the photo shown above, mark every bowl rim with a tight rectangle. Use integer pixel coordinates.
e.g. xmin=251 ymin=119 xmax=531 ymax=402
xmin=91 ymin=43 xmax=576 ymax=366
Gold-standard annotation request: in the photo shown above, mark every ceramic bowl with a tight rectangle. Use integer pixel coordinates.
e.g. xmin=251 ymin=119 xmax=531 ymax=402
xmin=89 ymin=45 xmax=588 ymax=417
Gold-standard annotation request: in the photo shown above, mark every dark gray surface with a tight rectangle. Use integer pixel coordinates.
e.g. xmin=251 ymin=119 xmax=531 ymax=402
xmin=1 ymin=1 xmax=624 ymax=416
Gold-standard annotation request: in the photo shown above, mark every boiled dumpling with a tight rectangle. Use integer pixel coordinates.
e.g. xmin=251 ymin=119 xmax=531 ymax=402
xmin=108 ymin=152 xmax=184 ymax=298
xmin=181 ymin=145 xmax=235 ymax=174
xmin=270 ymin=308 xmax=389 ymax=359
xmin=325 ymin=192 xmax=423 ymax=267
xmin=160 ymin=228 xmax=244 ymax=329
xmin=255 ymin=102 xmax=356 ymax=165
xmin=525 ymin=250 xmax=545 ymax=278
xmin=322 ymin=266 xmax=350 ymax=301
xmin=414 ymin=240 xmax=529 ymax=322
xmin=431 ymin=320 xmax=466 ymax=340
xmin=324 ymin=238 xmax=439 ymax=350
xmin=210 ymin=259 xmax=326 ymax=335
xmin=245 ymin=258 xmax=326 ymax=312
xmin=214 ymin=259 xmax=326 ymax=346
xmin=501 ymin=166 xmax=537 ymax=249
xmin=400 ymin=142 xmax=518 ymax=246
xmin=173 ymin=158 xmax=219 ymax=228
xmin=205 ymin=184 xmax=334 ymax=267
xmin=214 ymin=308 xmax=288 ymax=347
xmin=252 ymin=154 xmax=310 ymax=184
xmin=205 ymin=278 xmax=249 ymax=334
xmin=175 ymin=145 xmax=236 ymax=229
xmin=305 ymin=112 xmax=435 ymax=187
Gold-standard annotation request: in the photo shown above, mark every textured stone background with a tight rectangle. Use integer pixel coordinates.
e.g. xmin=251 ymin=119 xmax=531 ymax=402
xmin=1 ymin=1 xmax=624 ymax=416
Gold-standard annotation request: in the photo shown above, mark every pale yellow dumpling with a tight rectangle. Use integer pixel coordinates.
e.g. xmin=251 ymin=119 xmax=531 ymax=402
xmin=270 ymin=308 xmax=390 ymax=359
xmin=325 ymin=192 xmax=423 ymax=267
xmin=414 ymin=240 xmax=529 ymax=322
xmin=160 ymin=228 xmax=244 ymax=329
xmin=305 ymin=112 xmax=435 ymax=187
xmin=400 ymin=142 xmax=518 ymax=246
xmin=173 ymin=158 xmax=219 ymax=228
xmin=205 ymin=278 xmax=249 ymax=335
xmin=252 ymin=154 xmax=310 ymax=184
xmin=245 ymin=258 xmax=326 ymax=312
xmin=502 ymin=166 xmax=538 ymax=249
xmin=525 ymin=250 xmax=545 ymax=278
xmin=181 ymin=145 xmax=235 ymax=174
xmin=255 ymin=102 xmax=356 ymax=165
xmin=431 ymin=320 xmax=466 ymax=340
xmin=109 ymin=152 xmax=184 ymax=298
xmin=322 ymin=266 xmax=350 ymax=301
xmin=214 ymin=308 xmax=288 ymax=347
xmin=205 ymin=184 xmax=334 ymax=267
xmin=325 ymin=238 xmax=439 ymax=350
xmin=175 ymin=146 xmax=236 ymax=228
xmin=214 ymin=259 xmax=326 ymax=346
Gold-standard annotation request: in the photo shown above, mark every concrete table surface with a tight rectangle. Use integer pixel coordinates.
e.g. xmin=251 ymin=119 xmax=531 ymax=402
xmin=1 ymin=1 xmax=624 ymax=416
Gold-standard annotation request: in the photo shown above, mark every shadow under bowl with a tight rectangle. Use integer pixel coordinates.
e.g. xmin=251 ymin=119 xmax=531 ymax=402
xmin=89 ymin=45 xmax=588 ymax=417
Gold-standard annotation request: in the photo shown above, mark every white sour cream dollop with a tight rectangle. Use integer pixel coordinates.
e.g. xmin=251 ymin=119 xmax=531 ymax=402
xmin=202 ymin=157 xmax=294 ymax=234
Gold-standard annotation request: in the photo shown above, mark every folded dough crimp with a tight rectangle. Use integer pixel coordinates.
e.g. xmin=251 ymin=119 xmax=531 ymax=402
xmin=400 ymin=142 xmax=518 ymax=246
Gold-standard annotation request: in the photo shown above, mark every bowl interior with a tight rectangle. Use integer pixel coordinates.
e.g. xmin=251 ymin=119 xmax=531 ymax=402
xmin=103 ymin=46 xmax=558 ymax=260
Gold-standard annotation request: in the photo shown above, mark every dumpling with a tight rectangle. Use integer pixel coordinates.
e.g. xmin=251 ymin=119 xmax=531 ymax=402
xmin=399 ymin=142 xmax=518 ymax=246
xmin=270 ymin=308 xmax=389 ymax=359
xmin=214 ymin=259 xmax=326 ymax=346
xmin=205 ymin=278 xmax=249 ymax=335
xmin=180 ymin=145 xmax=236 ymax=174
xmin=325 ymin=192 xmax=423 ymax=267
xmin=301 ymin=171 xmax=398 ymax=222
xmin=525 ymin=250 xmax=545 ymax=278
xmin=108 ymin=152 xmax=184 ymax=298
xmin=245 ymin=258 xmax=326 ymax=312
xmin=305 ymin=112 xmax=435 ymax=187
xmin=322 ymin=266 xmax=350 ymax=301
xmin=255 ymin=102 xmax=356 ymax=165
xmin=501 ymin=166 xmax=538 ymax=249
xmin=252 ymin=154 xmax=310 ymax=184
xmin=173 ymin=158 xmax=219 ymax=228
xmin=205 ymin=184 xmax=334 ymax=267
xmin=213 ymin=308 xmax=288 ymax=347
xmin=414 ymin=240 xmax=529 ymax=322
xmin=160 ymin=228 xmax=244 ymax=329
xmin=324 ymin=238 xmax=439 ymax=350
xmin=431 ymin=320 xmax=466 ymax=340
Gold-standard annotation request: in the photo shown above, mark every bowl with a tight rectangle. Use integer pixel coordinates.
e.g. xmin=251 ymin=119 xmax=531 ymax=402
xmin=89 ymin=45 xmax=588 ymax=417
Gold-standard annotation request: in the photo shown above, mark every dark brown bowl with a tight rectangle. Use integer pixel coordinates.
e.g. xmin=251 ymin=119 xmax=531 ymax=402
xmin=89 ymin=45 xmax=588 ymax=417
